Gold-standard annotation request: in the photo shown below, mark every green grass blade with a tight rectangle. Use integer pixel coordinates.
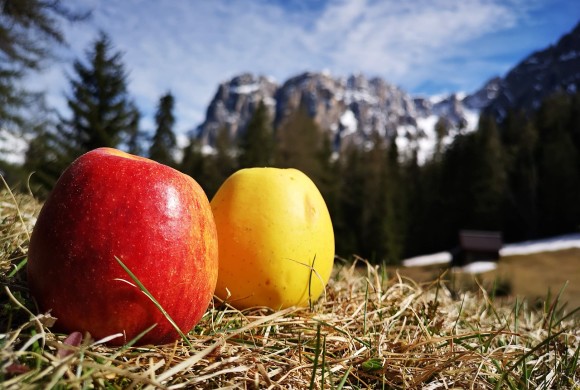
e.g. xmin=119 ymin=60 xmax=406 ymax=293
xmin=114 ymin=256 xmax=193 ymax=348
xmin=308 ymin=255 xmax=317 ymax=311
xmin=336 ymin=366 xmax=352 ymax=390
xmin=8 ymin=258 xmax=27 ymax=278
xmin=321 ymin=334 xmax=327 ymax=389
xmin=501 ymin=328 xmax=567 ymax=386
xmin=309 ymin=323 xmax=322 ymax=390
xmin=363 ymin=280 xmax=369 ymax=334
xmin=113 ymin=323 xmax=158 ymax=358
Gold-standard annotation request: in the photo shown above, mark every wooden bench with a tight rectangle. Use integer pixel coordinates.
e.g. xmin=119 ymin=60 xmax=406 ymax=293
xmin=451 ymin=230 xmax=503 ymax=267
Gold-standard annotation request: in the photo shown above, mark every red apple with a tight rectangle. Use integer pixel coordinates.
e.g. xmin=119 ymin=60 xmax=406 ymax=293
xmin=27 ymin=148 xmax=218 ymax=345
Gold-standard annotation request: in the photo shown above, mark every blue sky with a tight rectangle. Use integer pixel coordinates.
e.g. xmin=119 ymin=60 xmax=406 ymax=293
xmin=28 ymin=0 xmax=580 ymax=136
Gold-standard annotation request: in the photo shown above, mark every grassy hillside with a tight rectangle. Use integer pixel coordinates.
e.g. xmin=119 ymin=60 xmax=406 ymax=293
xmin=0 ymin=189 xmax=578 ymax=388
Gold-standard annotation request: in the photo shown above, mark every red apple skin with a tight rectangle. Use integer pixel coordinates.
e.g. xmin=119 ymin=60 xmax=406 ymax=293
xmin=27 ymin=148 xmax=218 ymax=345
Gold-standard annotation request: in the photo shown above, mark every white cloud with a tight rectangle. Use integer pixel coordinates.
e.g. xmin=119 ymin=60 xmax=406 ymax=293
xmin=309 ymin=0 xmax=523 ymax=85
xmin=27 ymin=0 xmax=557 ymax=135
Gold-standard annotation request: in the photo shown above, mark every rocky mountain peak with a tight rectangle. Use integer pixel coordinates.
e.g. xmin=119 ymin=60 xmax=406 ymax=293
xmin=199 ymin=73 xmax=278 ymax=145
xmin=196 ymin=70 xmax=483 ymax=162
xmin=195 ymin=22 xmax=580 ymax=163
xmin=463 ymin=77 xmax=502 ymax=110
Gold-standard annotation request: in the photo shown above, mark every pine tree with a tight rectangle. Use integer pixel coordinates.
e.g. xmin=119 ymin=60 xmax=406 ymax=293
xmin=536 ymin=131 xmax=580 ymax=236
xmin=361 ymin=132 xmax=388 ymax=262
xmin=275 ymin=103 xmax=324 ymax=183
xmin=434 ymin=117 xmax=449 ymax=159
xmin=23 ymin=128 xmax=62 ymax=197
xmin=535 ymin=93 xmax=580 ymax=236
xmin=570 ymin=92 xmax=580 ymax=152
xmin=402 ymin=148 xmax=431 ymax=256
xmin=469 ymin=114 xmax=506 ymax=230
xmin=126 ymin=104 xmax=145 ymax=156
xmin=333 ymin=133 xmax=393 ymax=262
xmin=238 ymin=101 xmax=274 ymax=168
xmin=0 ymin=1 xmax=87 ymax=69
xmin=0 ymin=0 xmax=87 ymax=130
xmin=500 ymin=110 xmax=539 ymax=241
xmin=437 ymin=130 xmax=490 ymax=251
xmin=410 ymin=155 xmax=448 ymax=254
xmin=383 ymin=137 xmax=407 ymax=264
xmin=149 ymin=92 xmax=177 ymax=166
xmin=0 ymin=69 xmax=27 ymax=130
xmin=315 ymin=131 xmax=339 ymax=222
xmin=440 ymin=116 xmax=505 ymax=233
xmin=62 ymin=33 xmax=134 ymax=156
xmin=180 ymin=135 xmax=208 ymax=186
xmin=334 ymin=142 xmax=366 ymax=258
xmin=203 ymin=126 xmax=237 ymax=198
xmin=24 ymin=33 xmax=135 ymax=195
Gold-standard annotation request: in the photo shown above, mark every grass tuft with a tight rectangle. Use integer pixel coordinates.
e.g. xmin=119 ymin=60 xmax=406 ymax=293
xmin=0 ymin=188 xmax=578 ymax=388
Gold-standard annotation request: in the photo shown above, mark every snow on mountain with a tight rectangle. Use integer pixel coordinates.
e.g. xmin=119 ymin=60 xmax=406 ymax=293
xmin=197 ymin=71 xmax=489 ymax=163
xmin=339 ymin=110 xmax=357 ymax=137
xmin=3 ymin=23 xmax=578 ymax=167
xmin=198 ymin=73 xmax=278 ymax=146
xmin=485 ymin=21 xmax=580 ymax=119
xmin=195 ymin=22 xmax=580 ymax=161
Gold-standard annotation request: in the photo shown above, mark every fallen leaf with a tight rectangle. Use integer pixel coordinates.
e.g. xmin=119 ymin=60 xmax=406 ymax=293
xmin=56 ymin=331 xmax=83 ymax=359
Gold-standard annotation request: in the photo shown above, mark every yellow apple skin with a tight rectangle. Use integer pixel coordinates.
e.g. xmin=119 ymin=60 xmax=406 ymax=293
xmin=211 ymin=167 xmax=334 ymax=309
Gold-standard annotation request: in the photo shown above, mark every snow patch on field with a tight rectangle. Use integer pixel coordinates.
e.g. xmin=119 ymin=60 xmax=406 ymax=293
xmin=402 ymin=252 xmax=452 ymax=267
xmin=402 ymin=233 xmax=580 ymax=273
xmin=499 ymin=233 xmax=580 ymax=256
xmin=457 ymin=261 xmax=497 ymax=274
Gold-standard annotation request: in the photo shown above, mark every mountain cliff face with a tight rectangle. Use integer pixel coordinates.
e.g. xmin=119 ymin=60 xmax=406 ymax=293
xmin=274 ymin=72 xmax=426 ymax=145
xmin=485 ymin=21 xmax=580 ymax=119
xmin=197 ymin=71 xmax=483 ymax=162
xmin=199 ymin=73 xmax=278 ymax=145
xmin=196 ymin=22 xmax=580 ymax=163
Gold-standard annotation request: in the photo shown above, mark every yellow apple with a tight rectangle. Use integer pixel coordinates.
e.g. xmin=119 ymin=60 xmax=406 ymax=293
xmin=211 ymin=167 xmax=334 ymax=309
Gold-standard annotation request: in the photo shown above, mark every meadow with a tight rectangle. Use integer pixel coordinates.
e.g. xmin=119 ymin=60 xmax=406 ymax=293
xmin=392 ymin=248 xmax=580 ymax=315
xmin=0 ymin=189 xmax=578 ymax=389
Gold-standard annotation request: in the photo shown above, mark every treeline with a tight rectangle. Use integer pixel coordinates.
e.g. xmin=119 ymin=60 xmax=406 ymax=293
xmin=184 ymin=90 xmax=580 ymax=263
xmin=278 ymin=93 xmax=578 ymax=262
xmin=2 ymin=11 xmax=580 ymax=264
xmin=403 ymin=95 xmax=580 ymax=258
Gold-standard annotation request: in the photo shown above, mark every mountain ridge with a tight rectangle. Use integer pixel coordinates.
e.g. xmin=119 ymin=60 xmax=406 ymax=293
xmin=196 ymin=70 xmax=486 ymax=163
xmin=485 ymin=21 xmax=580 ymax=119
xmin=195 ymin=21 xmax=580 ymax=163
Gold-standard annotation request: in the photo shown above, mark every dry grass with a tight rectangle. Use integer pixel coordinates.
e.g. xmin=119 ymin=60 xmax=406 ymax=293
xmin=389 ymin=249 xmax=580 ymax=314
xmin=0 ymin=189 xmax=579 ymax=389
xmin=500 ymin=249 xmax=580 ymax=311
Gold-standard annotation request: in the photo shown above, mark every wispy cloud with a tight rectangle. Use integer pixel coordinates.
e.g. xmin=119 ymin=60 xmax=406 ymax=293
xmin=28 ymin=0 xmax=576 ymax=134
xmin=308 ymin=0 xmax=524 ymax=86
